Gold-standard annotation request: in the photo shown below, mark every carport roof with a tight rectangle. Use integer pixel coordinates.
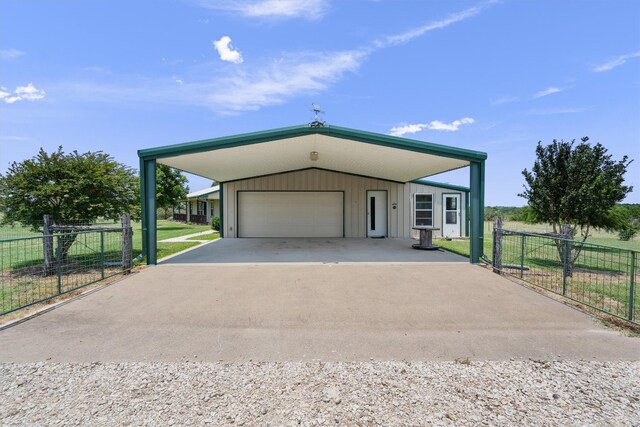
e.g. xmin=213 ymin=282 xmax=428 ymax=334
xmin=138 ymin=124 xmax=487 ymax=183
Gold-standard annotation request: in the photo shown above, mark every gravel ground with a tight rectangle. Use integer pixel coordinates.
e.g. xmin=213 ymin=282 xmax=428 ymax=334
xmin=1 ymin=361 xmax=638 ymax=426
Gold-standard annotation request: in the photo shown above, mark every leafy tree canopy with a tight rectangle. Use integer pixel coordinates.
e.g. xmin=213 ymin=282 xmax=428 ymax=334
xmin=0 ymin=147 xmax=139 ymax=228
xmin=519 ymin=137 xmax=633 ymax=240
xmin=156 ymin=164 xmax=189 ymax=210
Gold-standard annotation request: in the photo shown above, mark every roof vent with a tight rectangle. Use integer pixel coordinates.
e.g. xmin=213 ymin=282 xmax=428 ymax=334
xmin=309 ymin=103 xmax=326 ymax=128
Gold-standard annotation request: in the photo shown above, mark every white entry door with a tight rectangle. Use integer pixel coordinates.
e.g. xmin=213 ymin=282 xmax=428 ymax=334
xmin=442 ymin=194 xmax=461 ymax=237
xmin=367 ymin=191 xmax=387 ymax=237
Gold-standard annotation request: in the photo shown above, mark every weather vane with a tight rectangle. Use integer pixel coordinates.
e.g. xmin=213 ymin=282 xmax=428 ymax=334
xmin=309 ymin=103 xmax=326 ymax=128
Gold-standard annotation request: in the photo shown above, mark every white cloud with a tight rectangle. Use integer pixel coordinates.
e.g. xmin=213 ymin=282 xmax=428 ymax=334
xmin=2 ymin=83 xmax=46 ymax=104
xmin=527 ymin=107 xmax=584 ymax=115
xmin=533 ymin=86 xmax=562 ymax=98
xmin=213 ymin=36 xmax=244 ymax=64
xmin=5 ymin=96 xmax=21 ymax=104
xmin=376 ymin=0 xmax=497 ymax=48
xmin=390 ymin=117 xmax=475 ymax=136
xmin=592 ymin=51 xmax=640 ymax=72
xmin=46 ymin=2 xmax=496 ymax=113
xmin=491 ymin=96 xmax=518 ymax=105
xmin=0 ymin=48 xmax=25 ymax=60
xmin=389 ymin=124 xmax=428 ymax=137
xmin=15 ymin=83 xmax=46 ymax=101
xmin=199 ymin=0 xmax=327 ymax=20
xmin=0 ymin=135 xmax=30 ymax=141
xmin=210 ymin=50 xmax=365 ymax=111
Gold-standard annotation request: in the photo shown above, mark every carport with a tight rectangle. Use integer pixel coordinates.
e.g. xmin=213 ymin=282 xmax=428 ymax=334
xmin=138 ymin=125 xmax=487 ymax=264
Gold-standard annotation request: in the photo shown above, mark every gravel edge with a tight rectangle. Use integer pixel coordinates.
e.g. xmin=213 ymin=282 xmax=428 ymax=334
xmin=1 ymin=361 xmax=639 ymax=426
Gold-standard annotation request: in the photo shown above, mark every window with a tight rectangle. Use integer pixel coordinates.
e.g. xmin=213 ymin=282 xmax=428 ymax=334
xmin=197 ymin=201 xmax=206 ymax=216
xmin=414 ymin=193 xmax=433 ymax=227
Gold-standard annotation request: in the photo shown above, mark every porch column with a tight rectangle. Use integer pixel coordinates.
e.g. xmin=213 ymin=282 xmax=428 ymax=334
xmin=140 ymin=158 xmax=157 ymax=265
xmin=219 ymin=183 xmax=224 ymax=238
xmin=469 ymin=160 xmax=485 ymax=264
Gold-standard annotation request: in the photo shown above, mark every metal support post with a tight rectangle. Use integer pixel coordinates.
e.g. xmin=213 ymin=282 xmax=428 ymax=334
xmin=630 ymin=252 xmax=636 ymax=321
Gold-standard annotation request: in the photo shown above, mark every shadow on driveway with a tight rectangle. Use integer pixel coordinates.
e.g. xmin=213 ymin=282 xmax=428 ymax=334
xmin=162 ymin=238 xmax=468 ymax=264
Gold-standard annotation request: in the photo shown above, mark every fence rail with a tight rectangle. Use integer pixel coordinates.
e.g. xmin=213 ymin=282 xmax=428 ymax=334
xmin=0 ymin=225 xmax=133 ymax=316
xmin=491 ymin=222 xmax=638 ymax=324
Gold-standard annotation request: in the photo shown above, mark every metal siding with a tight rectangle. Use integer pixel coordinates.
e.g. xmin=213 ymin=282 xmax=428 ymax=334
xmin=404 ymin=183 xmax=465 ymax=239
xmin=223 ymin=169 xmax=409 ymax=238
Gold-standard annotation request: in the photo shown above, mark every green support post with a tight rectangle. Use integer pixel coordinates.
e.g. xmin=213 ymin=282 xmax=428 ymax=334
xmin=520 ymin=234 xmax=526 ymax=279
xmin=139 ymin=158 xmax=147 ymax=259
xmin=630 ymin=252 xmax=636 ymax=321
xmin=100 ymin=230 xmax=105 ymax=279
xmin=141 ymin=159 xmax=157 ymax=265
xmin=469 ymin=160 xmax=485 ymax=264
xmin=562 ymin=238 xmax=569 ymax=296
xmin=219 ymin=183 xmax=224 ymax=238
xmin=56 ymin=235 xmax=62 ymax=294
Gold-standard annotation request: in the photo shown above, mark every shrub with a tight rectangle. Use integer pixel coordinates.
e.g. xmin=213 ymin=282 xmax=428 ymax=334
xmin=211 ymin=216 xmax=220 ymax=231
xmin=618 ymin=228 xmax=637 ymax=241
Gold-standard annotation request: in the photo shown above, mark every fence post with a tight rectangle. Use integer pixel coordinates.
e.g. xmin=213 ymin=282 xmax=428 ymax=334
xmin=520 ymin=234 xmax=526 ymax=279
xmin=43 ymin=214 xmax=55 ymax=276
xmin=492 ymin=217 xmax=502 ymax=274
xmin=121 ymin=214 xmax=132 ymax=273
xmin=561 ymin=224 xmax=572 ymax=295
xmin=630 ymin=252 xmax=636 ymax=322
xmin=55 ymin=234 xmax=62 ymax=294
xmin=100 ymin=230 xmax=105 ymax=279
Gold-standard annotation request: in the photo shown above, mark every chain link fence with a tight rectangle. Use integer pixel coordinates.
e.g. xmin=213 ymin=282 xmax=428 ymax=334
xmin=0 ymin=216 xmax=133 ymax=316
xmin=490 ymin=220 xmax=638 ymax=324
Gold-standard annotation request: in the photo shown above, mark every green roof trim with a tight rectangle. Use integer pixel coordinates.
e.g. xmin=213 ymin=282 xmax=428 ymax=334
xmin=412 ymin=179 xmax=470 ymax=193
xmin=138 ymin=124 xmax=487 ymax=162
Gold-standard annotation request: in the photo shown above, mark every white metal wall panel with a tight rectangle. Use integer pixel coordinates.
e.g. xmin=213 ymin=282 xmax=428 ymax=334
xmin=238 ymin=191 xmax=343 ymax=238
xmin=222 ymin=168 xmax=465 ymax=239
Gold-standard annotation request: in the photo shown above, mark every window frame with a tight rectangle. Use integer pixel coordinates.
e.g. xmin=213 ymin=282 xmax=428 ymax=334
xmin=413 ymin=192 xmax=434 ymax=228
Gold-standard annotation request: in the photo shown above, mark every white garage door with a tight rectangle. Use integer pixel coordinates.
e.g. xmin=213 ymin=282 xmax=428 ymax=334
xmin=238 ymin=192 xmax=343 ymax=238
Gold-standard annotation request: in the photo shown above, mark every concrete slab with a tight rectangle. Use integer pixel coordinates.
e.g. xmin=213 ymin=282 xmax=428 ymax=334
xmin=163 ymin=238 xmax=467 ymax=264
xmin=0 ymin=263 xmax=638 ymax=362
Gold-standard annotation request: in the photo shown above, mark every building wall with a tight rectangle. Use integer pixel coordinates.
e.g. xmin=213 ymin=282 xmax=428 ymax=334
xmin=222 ymin=169 xmax=464 ymax=238
xmin=406 ymin=182 xmax=467 ymax=239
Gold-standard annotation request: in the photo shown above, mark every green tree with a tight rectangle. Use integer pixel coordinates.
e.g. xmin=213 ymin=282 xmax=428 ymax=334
xmin=519 ymin=137 xmax=633 ymax=272
xmin=156 ymin=164 xmax=189 ymax=218
xmin=0 ymin=147 xmax=139 ymax=260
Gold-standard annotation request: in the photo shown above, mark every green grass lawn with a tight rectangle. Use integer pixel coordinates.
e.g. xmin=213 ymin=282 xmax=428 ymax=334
xmin=131 ymin=220 xmax=211 ymax=260
xmin=0 ymin=220 xmax=212 ymax=271
xmin=187 ymin=233 xmax=220 ymax=241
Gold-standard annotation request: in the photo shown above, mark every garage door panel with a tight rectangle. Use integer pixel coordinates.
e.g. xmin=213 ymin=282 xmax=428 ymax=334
xmin=238 ymin=192 xmax=343 ymax=238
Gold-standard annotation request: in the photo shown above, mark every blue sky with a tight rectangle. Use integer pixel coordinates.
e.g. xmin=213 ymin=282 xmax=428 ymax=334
xmin=1 ymin=0 xmax=639 ymax=206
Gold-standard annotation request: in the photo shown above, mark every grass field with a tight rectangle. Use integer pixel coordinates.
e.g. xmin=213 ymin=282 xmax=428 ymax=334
xmin=435 ymin=221 xmax=640 ymax=259
xmin=435 ymin=221 xmax=639 ymax=324
xmin=0 ymin=219 xmax=212 ymax=269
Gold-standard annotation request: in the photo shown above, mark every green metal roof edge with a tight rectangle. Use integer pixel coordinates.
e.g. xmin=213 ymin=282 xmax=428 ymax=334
xmin=138 ymin=124 xmax=487 ymax=162
xmin=412 ymin=179 xmax=470 ymax=193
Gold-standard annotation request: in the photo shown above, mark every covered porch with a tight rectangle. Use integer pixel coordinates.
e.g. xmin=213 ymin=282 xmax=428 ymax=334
xmin=139 ymin=125 xmax=486 ymax=264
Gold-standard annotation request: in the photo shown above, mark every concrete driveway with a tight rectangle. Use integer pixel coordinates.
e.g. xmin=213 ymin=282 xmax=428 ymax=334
xmin=163 ymin=238 xmax=467 ymax=264
xmin=0 ymin=262 xmax=638 ymax=362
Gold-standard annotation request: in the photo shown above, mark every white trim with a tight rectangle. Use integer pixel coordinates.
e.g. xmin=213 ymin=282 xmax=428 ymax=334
xmin=187 ymin=186 xmax=220 ymax=198
xmin=441 ymin=193 xmax=461 ymax=237
xmin=413 ymin=192 xmax=434 ymax=228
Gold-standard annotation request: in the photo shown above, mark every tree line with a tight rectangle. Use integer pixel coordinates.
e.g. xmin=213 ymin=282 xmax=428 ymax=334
xmin=1 ymin=137 xmax=636 ymax=245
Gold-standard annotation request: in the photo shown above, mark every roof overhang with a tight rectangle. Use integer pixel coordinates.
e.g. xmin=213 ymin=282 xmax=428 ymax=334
xmin=187 ymin=186 xmax=220 ymax=199
xmin=138 ymin=125 xmax=487 ymax=183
